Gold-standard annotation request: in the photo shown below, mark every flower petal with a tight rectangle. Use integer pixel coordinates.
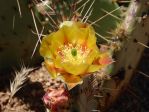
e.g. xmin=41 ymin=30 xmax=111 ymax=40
xmin=39 ymin=36 xmax=53 ymax=58
xmin=99 ymin=52 xmax=113 ymax=65
xmin=62 ymin=63 xmax=89 ymax=75
xmin=49 ymin=30 xmax=67 ymax=56
xmin=62 ymin=24 xmax=88 ymax=45
xmin=85 ymin=47 xmax=100 ymax=64
xmin=61 ymin=73 xmax=83 ymax=90
xmin=86 ymin=26 xmax=97 ymax=48
xmin=40 ymin=31 xmax=65 ymax=59
xmin=44 ymin=59 xmax=58 ymax=78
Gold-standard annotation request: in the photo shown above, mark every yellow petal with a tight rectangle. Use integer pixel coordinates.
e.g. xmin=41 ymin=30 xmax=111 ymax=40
xmin=40 ymin=31 xmax=65 ymax=59
xmin=51 ymin=29 xmax=65 ymax=45
xmin=62 ymin=25 xmax=88 ymax=45
xmin=39 ymin=37 xmax=53 ymax=58
xmin=62 ymin=63 xmax=89 ymax=75
xmin=54 ymin=55 xmax=63 ymax=69
xmin=61 ymin=73 xmax=83 ymax=90
xmin=49 ymin=30 xmax=66 ymax=55
xmin=62 ymin=73 xmax=82 ymax=83
xmin=44 ymin=59 xmax=57 ymax=78
xmin=86 ymin=26 xmax=97 ymax=48
xmin=85 ymin=47 xmax=100 ymax=64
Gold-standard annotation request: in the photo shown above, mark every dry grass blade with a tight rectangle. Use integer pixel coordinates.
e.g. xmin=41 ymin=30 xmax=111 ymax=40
xmin=10 ymin=66 xmax=33 ymax=98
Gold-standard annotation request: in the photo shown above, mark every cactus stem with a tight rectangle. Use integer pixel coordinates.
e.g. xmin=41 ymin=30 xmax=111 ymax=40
xmin=122 ymin=0 xmax=144 ymax=35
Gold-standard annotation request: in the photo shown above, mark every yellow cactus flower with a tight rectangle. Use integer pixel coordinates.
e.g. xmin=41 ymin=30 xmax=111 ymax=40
xmin=40 ymin=21 xmax=113 ymax=89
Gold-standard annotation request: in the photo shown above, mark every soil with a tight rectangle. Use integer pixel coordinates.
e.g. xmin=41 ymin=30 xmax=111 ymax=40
xmin=0 ymin=66 xmax=66 ymax=112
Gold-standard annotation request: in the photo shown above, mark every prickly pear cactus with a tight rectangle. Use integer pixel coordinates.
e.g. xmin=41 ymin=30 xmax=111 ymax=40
xmin=1 ymin=0 xmax=149 ymax=112
xmin=0 ymin=0 xmax=42 ymax=72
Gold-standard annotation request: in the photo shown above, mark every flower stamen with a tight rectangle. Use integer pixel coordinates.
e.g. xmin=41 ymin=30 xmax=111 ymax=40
xmin=59 ymin=43 xmax=90 ymax=64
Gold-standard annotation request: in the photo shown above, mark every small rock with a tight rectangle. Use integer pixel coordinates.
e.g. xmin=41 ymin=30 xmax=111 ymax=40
xmin=39 ymin=78 xmax=43 ymax=82
xmin=39 ymin=73 xmax=44 ymax=77
xmin=45 ymin=82 xmax=51 ymax=86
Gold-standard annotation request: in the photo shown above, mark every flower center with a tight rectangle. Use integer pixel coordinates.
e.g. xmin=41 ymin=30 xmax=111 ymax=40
xmin=58 ymin=44 xmax=90 ymax=64
xmin=71 ymin=48 xmax=77 ymax=56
